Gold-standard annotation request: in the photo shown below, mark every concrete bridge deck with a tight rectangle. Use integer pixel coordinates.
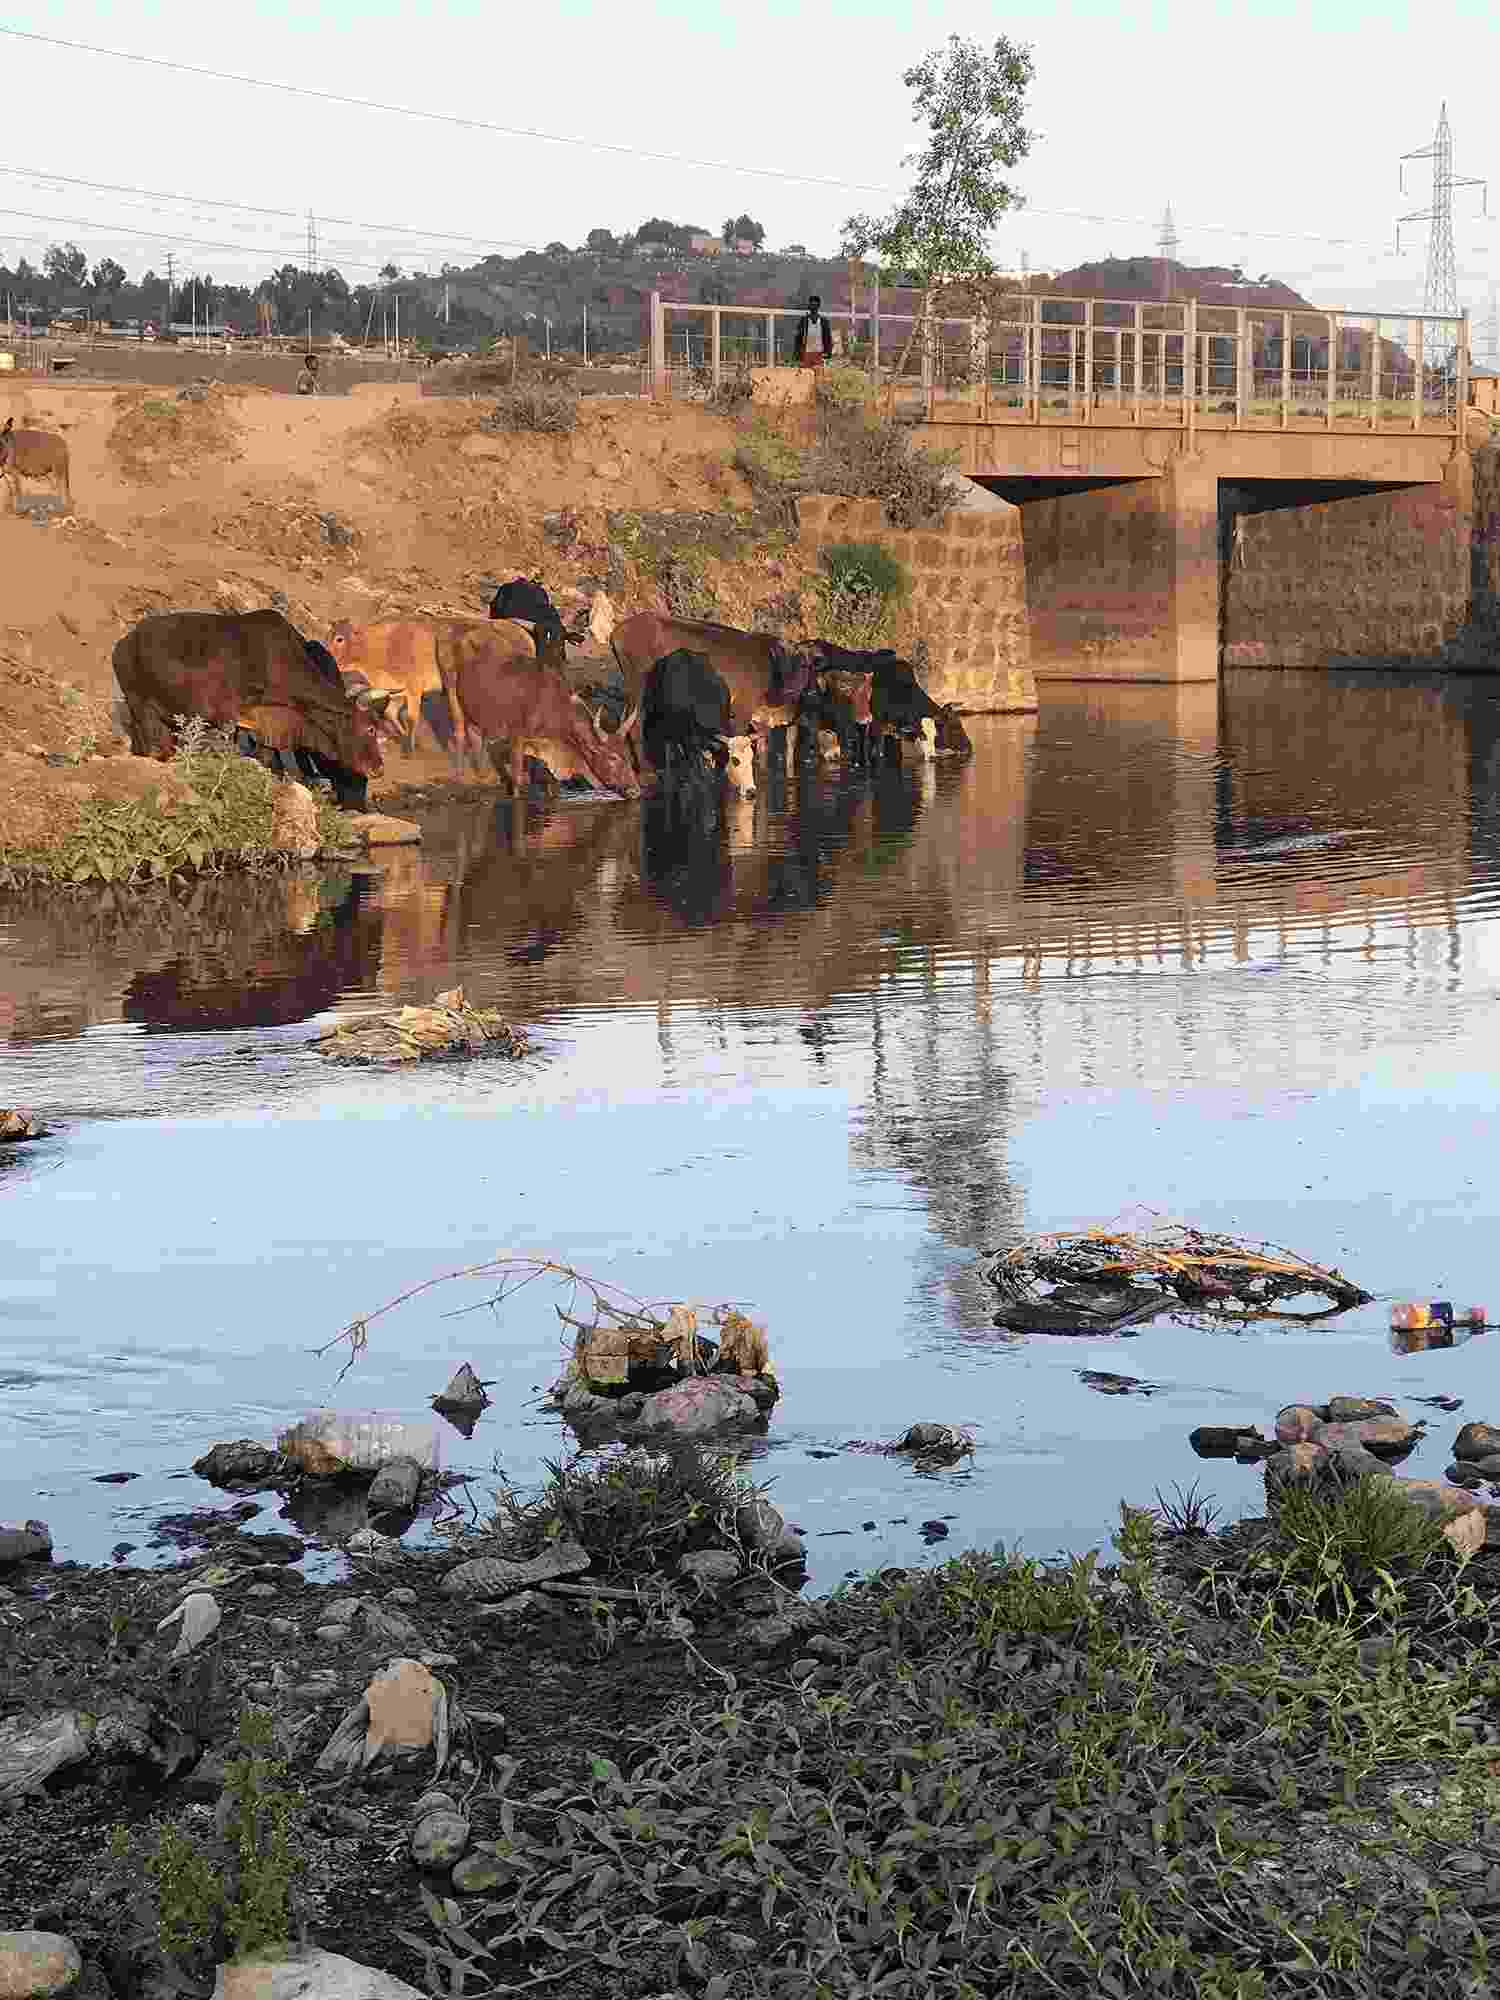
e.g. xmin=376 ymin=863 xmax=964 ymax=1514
xmin=649 ymin=292 xmax=1481 ymax=684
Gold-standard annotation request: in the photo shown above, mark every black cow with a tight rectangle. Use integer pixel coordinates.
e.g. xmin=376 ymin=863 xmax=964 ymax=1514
xmin=642 ymin=649 xmax=756 ymax=795
xmin=303 ymin=638 xmax=341 ymax=686
xmin=489 ymin=575 xmax=565 ymax=656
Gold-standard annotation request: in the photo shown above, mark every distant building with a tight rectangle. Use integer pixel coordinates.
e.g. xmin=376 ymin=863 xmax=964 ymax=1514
xmin=1470 ymin=365 xmax=1500 ymax=416
xmin=729 ymin=239 xmax=758 ymax=256
xmin=637 ymin=240 xmax=671 ymax=258
xmin=687 ymin=234 xmax=724 ymax=256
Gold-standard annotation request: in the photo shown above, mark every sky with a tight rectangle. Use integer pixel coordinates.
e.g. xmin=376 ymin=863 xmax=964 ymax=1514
xmin=0 ymin=0 xmax=1496 ymax=339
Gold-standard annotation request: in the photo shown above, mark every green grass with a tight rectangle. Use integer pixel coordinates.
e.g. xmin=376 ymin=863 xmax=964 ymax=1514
xmin=418 ymin=1481 xmax=1500 ymax=1999
xmin=0 ymin=720 xmax=352 ymax=887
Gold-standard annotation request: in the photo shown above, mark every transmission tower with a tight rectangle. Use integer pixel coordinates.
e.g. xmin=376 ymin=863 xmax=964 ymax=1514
xmin=164 ymin=249 xmax=174 ymax=329
xmin=1398 ymin=103 xmax=1487 ymax=320
xmin=305 ymin=210 xmax=319 ymax=277
xmin=1157 ymin=204 xmax=1179 ymax=301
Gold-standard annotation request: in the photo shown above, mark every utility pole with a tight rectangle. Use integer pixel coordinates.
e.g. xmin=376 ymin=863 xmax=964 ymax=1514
xmin=1157 ymin=206 xmax=1178 ymax=302
xmin=164 ymin=250 xmax=175 ymax=332
xmin=545 ymin=318 xmax=552 ymax=359
xmin=305 ymin=210 xmax=318 ymax=278
xmin=1399 ymin=104 xmax=1487 ymax=322
xmin=444 ymin=281 xmax=450 ymax=326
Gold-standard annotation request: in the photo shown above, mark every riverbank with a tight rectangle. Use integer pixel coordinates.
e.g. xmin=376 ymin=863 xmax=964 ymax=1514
xmin=4 ymin=1463 xmax=1500 ymax=1999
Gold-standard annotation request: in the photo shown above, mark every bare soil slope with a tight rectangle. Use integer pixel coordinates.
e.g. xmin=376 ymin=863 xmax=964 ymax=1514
xmin=0 ymin=380 xmax=783 ymax=787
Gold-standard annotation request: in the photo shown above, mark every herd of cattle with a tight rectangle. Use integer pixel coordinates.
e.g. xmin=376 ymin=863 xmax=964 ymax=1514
xmin=108 ymin=577 xmax=973 ymax=812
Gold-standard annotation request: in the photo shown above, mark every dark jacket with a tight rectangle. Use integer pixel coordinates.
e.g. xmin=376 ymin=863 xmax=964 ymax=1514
xmin=794 ymin=310 xmax=834 ymax=362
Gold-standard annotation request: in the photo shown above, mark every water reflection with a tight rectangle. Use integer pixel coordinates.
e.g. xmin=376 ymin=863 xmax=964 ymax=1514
xmin=9 ymin=670 xmax=1500 ymax=1578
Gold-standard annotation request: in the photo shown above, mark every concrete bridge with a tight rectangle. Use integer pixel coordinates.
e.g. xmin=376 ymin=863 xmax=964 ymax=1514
xmin=648 ymin=291 xmax=1485 ymax=683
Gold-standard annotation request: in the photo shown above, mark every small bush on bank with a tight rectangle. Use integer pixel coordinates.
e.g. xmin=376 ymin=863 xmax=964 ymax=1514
xmin=814 ymin=363 xmax=877 ymax=413
xmin=486 ymin=1445 xmax=761 ymax=1582
xmin=484 ymin=383 xmax=579 ymax=434
xmin=111 ymin=1706 xmax=304 ymax=1978
xmin=808 ymin=401 xmax=961 ymax=529
xmin=659 ymin=547 xmax=719 ymax=620
xmin=0 ymin=719 xmax=349 ymax=887
xmin=813 ymin=538 xmax=911 ymax=650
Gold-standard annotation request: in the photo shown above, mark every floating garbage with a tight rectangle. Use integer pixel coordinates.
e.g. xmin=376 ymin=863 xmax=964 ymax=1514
xmin=550 ymin=1297 xmax=779 ymax=1441
xmin=986 ymin=1222 xmax=1373 ymax=1335
xmin=0 ymin=1109 xmax=45 ymax=1143
xmin=312 ymin=986 xmax=530 ymax=1066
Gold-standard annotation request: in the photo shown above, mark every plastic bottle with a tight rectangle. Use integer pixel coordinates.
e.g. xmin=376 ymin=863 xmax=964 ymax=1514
xmin=1389 ymin=1302 xmax=1431 ymax=1331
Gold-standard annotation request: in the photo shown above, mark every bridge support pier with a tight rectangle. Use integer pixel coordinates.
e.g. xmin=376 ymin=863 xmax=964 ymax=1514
xmin=1017 ymin=456 xmax=1220 ymax=685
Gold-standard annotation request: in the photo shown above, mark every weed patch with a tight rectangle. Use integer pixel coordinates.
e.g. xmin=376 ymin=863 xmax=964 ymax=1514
xmin=484 ymin=384 xmax=580 ymax=435
xmin=0 ymin=720 xmax=349 ymax=886
xmin=812 ymin=538 xmax=911 ymax=649
xmin=410 ymin=1498 xmax=1500 ymax=1998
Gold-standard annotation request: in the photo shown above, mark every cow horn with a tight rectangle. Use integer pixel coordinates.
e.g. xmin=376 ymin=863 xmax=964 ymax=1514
xmin=367 ymin=691 xmax=394 ymax=717
xmin=620 ymin=701 xmax=641 ymax=737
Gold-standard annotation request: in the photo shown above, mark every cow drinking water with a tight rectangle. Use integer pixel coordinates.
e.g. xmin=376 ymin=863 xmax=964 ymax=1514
xmin=113 ymin=610 xmax=392 ymax=808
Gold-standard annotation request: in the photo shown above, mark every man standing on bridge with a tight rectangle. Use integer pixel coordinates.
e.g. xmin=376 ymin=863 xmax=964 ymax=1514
xmin=794 ymin=294 xmax=834 ymax=371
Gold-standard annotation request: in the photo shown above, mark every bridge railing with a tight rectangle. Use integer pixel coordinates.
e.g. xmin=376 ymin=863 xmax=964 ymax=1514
xmin=649 ymin=292 xmax=1468 ymax=436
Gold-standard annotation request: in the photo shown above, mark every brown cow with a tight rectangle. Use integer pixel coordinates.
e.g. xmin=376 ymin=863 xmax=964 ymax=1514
xmin=327 ymin=618 xmax=480 ymax=765
xmin=610 ymin=613 xmax=810 ymax=771
xmin=0 ymin=417 xmax=71 ymax=508
xmin=113 ymin=610 xmax=391 ymax=808
xmin=444 ymin=621 xmax=641 ymax=799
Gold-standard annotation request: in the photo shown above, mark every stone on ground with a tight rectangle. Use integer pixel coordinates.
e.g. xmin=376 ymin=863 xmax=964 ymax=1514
xmin=211 ymin=1950 xmax=427 ymax=2000
xmin=0 ymin=1522 xmax=51 ymax=1567
xmin=0 ymin=1932 xmax=82 ymax=1999
xmin=268 ymin=781 xmax=319 ymax=858
xmin=339 ymin=813 xmax=421 ymax=847
xmin=439 ymin=1538 xmax=590 ymax=1600
xmin=0 ymin=1713 xmax=94 ymax=1800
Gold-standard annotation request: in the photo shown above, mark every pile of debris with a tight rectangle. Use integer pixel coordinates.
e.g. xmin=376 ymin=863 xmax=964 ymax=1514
xmin=312 ymin=986 xmax=529 ymax=1066
xmin=549 ymin=1302 xmax=780 ymax=1440
xmin=0 ymin=1108 xmax=45 ymax=1142
xmin=987 ymin=1222 xmax=1372 ymax=1336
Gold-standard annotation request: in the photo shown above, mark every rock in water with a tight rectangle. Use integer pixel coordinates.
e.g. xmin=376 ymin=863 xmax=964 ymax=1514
xmin=366 ymin=1457 xmax=422 ymax=1515
xmin=431 ymin=1363 xmax=490 ymax=1414
xmin=635 ymin=1378 xmax=761 ymax=1437
xmin=339 ymin=813 xmax=421 ymax=848
xmin=191 ymin=1441 xmax=286 ymax=1489
xmin=0 ymin=1932 xmax=83 ymax=1999
xmin=0 ymin=1521 xmax=51 ymax=1567
xmin=269 ymin=780 xmax=319 ymax=859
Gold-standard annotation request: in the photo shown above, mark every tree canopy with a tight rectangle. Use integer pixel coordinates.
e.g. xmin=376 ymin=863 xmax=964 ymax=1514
xmin=841 ymin=33 xmax=1033 ymax=301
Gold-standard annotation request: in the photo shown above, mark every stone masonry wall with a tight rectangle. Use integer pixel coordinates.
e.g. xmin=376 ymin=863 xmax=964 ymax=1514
xmin=796 ymin=494 xmax=1036 ymax=713
xmin=1222 ymin=468 xmax=1472 ymax=669
xmin=1020 ymin=482 xmax=1173 ymax=682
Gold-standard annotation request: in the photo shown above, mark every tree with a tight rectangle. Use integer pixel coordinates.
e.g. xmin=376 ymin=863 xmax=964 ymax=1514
xmin=585 ymin=228 xmax=616 ymax=255
xmin=43 ymin=241 xmax=88 ymax=290
xmin=841 ymin=33 xmax=1033 ymax=374
xmin=636 ymin=216 xmax=677 ymax=246
xmin=378 ymin=262 xmax=400 ymax=282
xmin=90 ymin=257 xmax=126 ymax=298
xmin=544 ymin=241 xmax=569 ymax=257
xmin=721 ymin=213 xmax=765 ymax=248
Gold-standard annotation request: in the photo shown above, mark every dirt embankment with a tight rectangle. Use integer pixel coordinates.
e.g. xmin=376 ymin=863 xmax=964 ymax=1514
xmin=0 ymin=380 xmax=810 ymax=790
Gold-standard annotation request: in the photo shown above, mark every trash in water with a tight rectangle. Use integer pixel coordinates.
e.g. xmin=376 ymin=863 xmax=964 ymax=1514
xmin=313 ymin=986 xmax=530 ymax=1066
xmin=1389 ymin=1320 xmax=1487 ymax=1355
xmin=0 ymin=1110 xmax=45 ymax=1143
xmin=1077 ymin=1370 xmax=1158 ymax=1396
xmin=276 ymin=1410 xmax=442 ymax=1480
xmin=987 ymin=1222 xmax=1373 ymax=1335
xmin=1410 ymin=1393 xmax=1464 ymax=1413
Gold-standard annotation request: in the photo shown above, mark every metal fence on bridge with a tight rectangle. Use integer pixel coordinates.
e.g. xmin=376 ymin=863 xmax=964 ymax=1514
xmin=649 ymin=292 xmax=1469 ymax=436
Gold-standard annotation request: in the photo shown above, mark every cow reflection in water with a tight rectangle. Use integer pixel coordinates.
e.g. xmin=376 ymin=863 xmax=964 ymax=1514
xmin=121 ymin=875 xmax=384 ymax=1032
xmin=446 ymin=797 xmax=642 ymax=969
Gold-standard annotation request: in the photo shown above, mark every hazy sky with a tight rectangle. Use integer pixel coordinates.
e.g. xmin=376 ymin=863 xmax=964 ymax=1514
xmin=0 ymin=0 xmax=1496 ymax=333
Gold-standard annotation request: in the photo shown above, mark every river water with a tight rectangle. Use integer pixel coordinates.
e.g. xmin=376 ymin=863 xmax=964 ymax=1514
xmin=5 ymin=668 xmax=1500 ymax=1592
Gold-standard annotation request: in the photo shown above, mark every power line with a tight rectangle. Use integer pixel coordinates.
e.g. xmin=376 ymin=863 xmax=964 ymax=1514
xmin=0 ymin=162 xmax=546 ymax=257
xmin=0 ymin=198 xmax=453 ymax=279
xmin=0 ymin=23 xmax=1414 ymax=259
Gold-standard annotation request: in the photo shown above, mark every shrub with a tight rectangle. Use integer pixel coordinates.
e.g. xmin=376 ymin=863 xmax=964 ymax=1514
xmin=808 ymin=402 xmax=960 ymax=529
xmin=659 ymin=547 xmax=718 ymax=620
xmin=486 ymin=1444 xmax=762 ymax=1583
xmin=0 ymin=719 xmax=350 ymax=887
xmin=814 ymin=363 xmax=876 ymax=413
xmin=813 ymin=538 xmax=910 ymax=649
xmin=113 ymin=1706 xmax=304 ymax=1977
xmin=485 ymin=384 xmax=579 ymax=434
xmin=731 ymin=421 xmax=807 ymax=508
